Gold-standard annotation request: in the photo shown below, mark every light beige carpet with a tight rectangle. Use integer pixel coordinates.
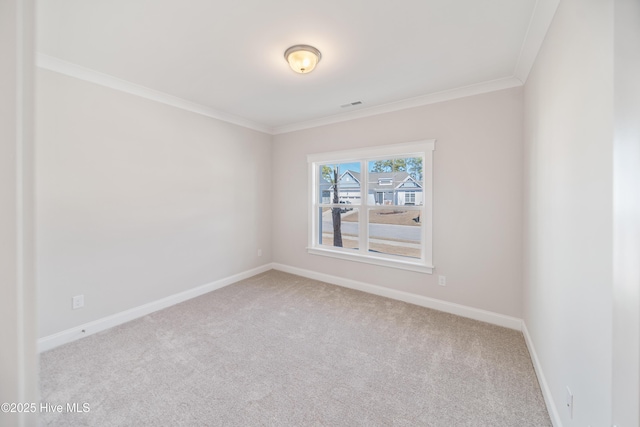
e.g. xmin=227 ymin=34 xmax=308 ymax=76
xmin=40 ymin=270 xmax=551 ymax=426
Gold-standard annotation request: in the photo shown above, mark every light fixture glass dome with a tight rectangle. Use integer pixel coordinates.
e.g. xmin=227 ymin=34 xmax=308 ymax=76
xmin=284 ymin=45 xmax=321 ymax=74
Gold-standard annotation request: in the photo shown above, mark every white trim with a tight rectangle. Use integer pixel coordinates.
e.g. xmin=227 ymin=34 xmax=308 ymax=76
xmin=16 ymin=0 xmax=26 ymax=404
xmin=522 ymin=322 xmax=563 ymax=427
xmin=272 ymin=263 xmax=522 ymax=330
xmin=35 ymin=54 xmax=273 ymax=135
xmin=15 ymin=0 xmax=35 ymax=413
xmin=513 ymin=0 xmax=561 ymax=83
xmin=32 ymin=56 xmax=526 ymax=137
xmin=38 ymin=260 xmax=551 ymax=423
xmin=307 ymin=247 xmax=434 ymax=274
xmin=274 ymin=77 xmax=522 ymax=135
xmin=38 ymin=264 xmax=272 ymax=352
xmin=307 ymin=140 xmax=435 ymax=163
xmin=35 ymin=50 xmax=550 ymax=138
xmin=308 ymin=140 xmax=434 ymax=272
xmin=36 ymin=0 xmax=558 ymax=142
xmin=359 ymin=161 xmax=369 ymax=253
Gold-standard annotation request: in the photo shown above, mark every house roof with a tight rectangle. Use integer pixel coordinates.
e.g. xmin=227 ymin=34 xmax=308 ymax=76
xmin=330 ymin=170 xmax=422 ymax=192
xmin=367 ymin=172 xmax=421 ymax=191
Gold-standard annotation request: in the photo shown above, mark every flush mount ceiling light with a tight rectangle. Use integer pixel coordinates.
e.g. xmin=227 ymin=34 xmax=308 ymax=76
xmin=284 ymin=45 xmax=321 ymax=74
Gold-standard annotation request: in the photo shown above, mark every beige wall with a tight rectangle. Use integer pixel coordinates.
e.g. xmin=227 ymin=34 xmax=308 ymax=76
xmin=523 ymin=0 xmax=614 ymax=424
xmin=0 ymin=0 xmax=38 ymax=426
xmin=273 ymin=87 xmax=524 ymax=318
xmin=613 ymin=0 xmax=640 ymax=425
xmin=19 ymin=2 xmax=639 ymax=425
xmin=36 ymin=70 xmax=272 ymax=337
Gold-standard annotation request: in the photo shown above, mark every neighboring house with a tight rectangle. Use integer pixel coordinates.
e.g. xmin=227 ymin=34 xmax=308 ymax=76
xmin=321 ymin=170 xmax=423 ymax=205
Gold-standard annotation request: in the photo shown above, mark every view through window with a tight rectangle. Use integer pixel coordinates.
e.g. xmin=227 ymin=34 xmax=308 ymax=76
xmin=308 ymin=140 xmax=434 ymax=273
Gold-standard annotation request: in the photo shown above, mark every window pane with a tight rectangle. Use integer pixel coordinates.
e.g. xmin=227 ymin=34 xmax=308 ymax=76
xmin=318 ymin=162 xmax=361 ymax=205
xmin=367 ymin=157 xmax=423 ymax=206
xmin=318 ymin=207 xmax=359 ymax=250
xmin=368 ymin=208 xmax=421 ymax=259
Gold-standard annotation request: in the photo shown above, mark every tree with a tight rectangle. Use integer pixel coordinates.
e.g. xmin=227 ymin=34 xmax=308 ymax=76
xmin=406 ymin=157 xmax=423 ymax=181
xmin=371 ymin=157 xmax=422 ymax=181
xmin=370 ymin=158 xmax=409 ymax=173
xmin=321 ymin=165 xmax=343 ymax=247
xmin=370 ymin=160 xmax=390 ymax=172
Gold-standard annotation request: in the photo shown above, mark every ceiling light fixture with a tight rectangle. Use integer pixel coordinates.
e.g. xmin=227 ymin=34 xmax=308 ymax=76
xmin=284 ymin=45 xmax=321 ymax=74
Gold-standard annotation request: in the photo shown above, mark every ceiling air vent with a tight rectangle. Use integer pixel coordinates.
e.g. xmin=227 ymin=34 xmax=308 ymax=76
xmin=340 ymin=101 xmax=363 ymax=108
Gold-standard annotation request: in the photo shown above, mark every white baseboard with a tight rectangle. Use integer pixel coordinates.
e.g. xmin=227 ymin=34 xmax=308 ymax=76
xmin=40 ymin=261 xmax=557 ymax=425
xmin=40 ymin=260 xmax=521 ymax=345
xmin=271 ymin=263 xmax=523 ymax=330
xmin=38 ymin=264 xmax=273 ymax=353
xmin=522 ymin=322 xmax=562 ymax=427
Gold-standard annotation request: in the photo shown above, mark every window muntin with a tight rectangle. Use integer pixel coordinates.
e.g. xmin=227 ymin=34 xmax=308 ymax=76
xmin=308 ymin=141 xmax=434 ymax=274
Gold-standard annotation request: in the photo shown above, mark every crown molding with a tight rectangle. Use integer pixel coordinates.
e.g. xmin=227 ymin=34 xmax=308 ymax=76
xmin=36 ymin=54 xmax=274 ymax=135
xmin=272 ymin=76 xmax=523 ymax=135
xmin=38 ymin=0 xmax=557 ymax=142
xmin=513 ymin=0 xmax=560 ymax=83
xmin=37 ymin=53 xmax=523 ymax=136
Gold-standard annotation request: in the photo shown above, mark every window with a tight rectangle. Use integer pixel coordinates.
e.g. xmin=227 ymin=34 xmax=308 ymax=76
xmin=308 ymin=140 xmax=435 ymax=273
xmin=405 ymin=191 xmax=416 ymax=204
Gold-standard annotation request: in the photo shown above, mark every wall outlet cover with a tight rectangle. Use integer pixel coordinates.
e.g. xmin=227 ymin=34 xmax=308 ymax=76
xmin=72 ymin=295 xmax=84 ymax=310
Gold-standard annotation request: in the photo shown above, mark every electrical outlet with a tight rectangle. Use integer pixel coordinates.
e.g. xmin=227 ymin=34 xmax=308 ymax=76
xmin=566 ymin=386 xmax=573 ymax=419
xmin=257 ymin=249 xmax=262 ymax=257
xmin=438 ymin=275 xmax=446 ymax=286
xmin=72 ymin=295 xmax=84 ymax=310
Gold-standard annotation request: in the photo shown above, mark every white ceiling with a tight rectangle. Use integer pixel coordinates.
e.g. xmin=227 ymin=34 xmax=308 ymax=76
xmin=36 ymin=0 xmax=558 ymax=134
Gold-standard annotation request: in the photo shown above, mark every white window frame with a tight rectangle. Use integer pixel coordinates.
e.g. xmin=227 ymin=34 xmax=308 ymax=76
xmin=307 ymin=140 xmax=435 ymax=274
xmin=405 ymin=191 xmax=416 ymax=204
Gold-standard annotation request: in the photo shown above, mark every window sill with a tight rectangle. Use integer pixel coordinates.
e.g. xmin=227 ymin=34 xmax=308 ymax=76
xmin=307 ymin=247 xmax=434 ymax=274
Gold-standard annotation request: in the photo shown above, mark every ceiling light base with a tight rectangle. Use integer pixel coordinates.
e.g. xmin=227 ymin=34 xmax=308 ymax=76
xmin=284 ymin=45 xmax=321 ymax=74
